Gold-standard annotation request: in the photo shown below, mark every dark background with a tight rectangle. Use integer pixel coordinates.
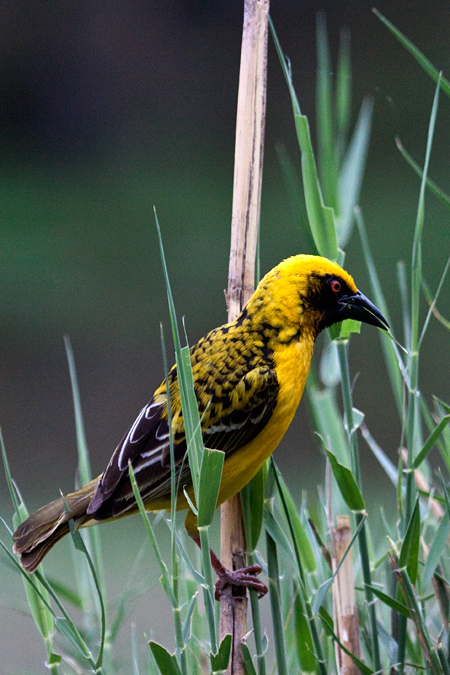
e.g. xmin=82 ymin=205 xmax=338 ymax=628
xmin=1 ymin=1 xmax=449 ymax=671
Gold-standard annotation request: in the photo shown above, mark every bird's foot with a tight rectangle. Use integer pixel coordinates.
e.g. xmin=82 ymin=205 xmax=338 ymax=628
xmin=214 ymin=563 xmax=268 ymax=600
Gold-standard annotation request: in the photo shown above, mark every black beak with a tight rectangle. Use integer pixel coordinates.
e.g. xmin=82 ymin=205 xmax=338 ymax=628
xmin=338 ymin=290 xmax=389 ymax=330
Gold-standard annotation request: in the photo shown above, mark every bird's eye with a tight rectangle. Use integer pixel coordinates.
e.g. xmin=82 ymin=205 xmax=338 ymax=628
xmin=330 ymin=279 xmax=341 ymax=293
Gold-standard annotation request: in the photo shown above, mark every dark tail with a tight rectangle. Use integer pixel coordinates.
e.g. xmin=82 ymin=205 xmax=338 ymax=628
xmin=13 ymin=478 xmax=100 ymax=573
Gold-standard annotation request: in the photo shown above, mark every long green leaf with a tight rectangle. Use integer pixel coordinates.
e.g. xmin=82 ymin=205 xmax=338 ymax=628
xmin=276 ymin=471 xmax=316 ymax=573
xmin=396 ymin=137 xmax=450 ymax=208
xmin=240 ymin=642 xmax=258 ymax=675
xmin=422 ymin=511 xmax=450 ymax=589
xmin=64 ymin=510 xmax=106 ymax=669
xmin=365 ymin=584 xmax=411 ymax=618
xmin=373 ymin=9 xmax=450 ymax=97
xmin=293 ymin=584 xmax=316 ymax=672
xmin=270 ymin=16 xmax=338 ymax=260
xmin=337 ymin=96 xmax=373 ymax=247
xmin=413 ymin=414 xmax=450 ymax=469
xmin=149 ymin=642 xmax=183 ymax=675
xmin=316 ymin=12 xmax=337 ymax=211
xmin=399 ymin=498 xmax=421 ymax=584
xmin=295 ymin=115 xmax=338 ymax=260
xmin=361 ymin=424 xmax=400 ymax=487
xmin=241 ymin=463 xmax=266 ymax=553
xmin=307 ymin=381 xmax=348 ymax=464
xmin=336 ymin=26 xmax=351 ymax=155
xmin=210 ymin=633 xmax=232 ymax=673
xmin=128 ymin=464 xmax=176 ymax=607
xmin=1 ymin=432 xmax=56 ymax=649
xmin=263 ymin=505 xmax=294 ymax=560
xmin=266 ymin=530 xmax=288 ymax=675
xmin=197 ymin=448 xmax=224 ymax=528
xmin=325 ymin=449 xmax=365 ymax=512
xmin=319 ymin=608 xmax=374 ymax=675
xmin=355 ymin=208 xmax=403 ymax=414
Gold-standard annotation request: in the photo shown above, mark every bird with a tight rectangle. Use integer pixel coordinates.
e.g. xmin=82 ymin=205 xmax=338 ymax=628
xmin=13 ymin=254 xmax=388 ymax=597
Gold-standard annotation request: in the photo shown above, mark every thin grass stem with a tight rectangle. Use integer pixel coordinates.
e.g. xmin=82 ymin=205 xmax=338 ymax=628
xmin=336 ymin=341 xmax=381 ymax=672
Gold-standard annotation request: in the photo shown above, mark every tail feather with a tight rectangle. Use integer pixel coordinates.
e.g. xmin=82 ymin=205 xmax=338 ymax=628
xmin=13 ymin=478 xmax=99 ymax=573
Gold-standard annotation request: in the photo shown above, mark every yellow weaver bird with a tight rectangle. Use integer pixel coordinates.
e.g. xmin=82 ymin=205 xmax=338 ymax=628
xmin=13 ymin=254 xmax=388 ymax=597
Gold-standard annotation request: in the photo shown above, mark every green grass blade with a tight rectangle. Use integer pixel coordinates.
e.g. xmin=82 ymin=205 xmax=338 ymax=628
xmin=275 ymin=144 xmax=315 ymax=251
xmin=373 ymin=9 xmax=450 ymax=97
xmin=64 ymin=512 xmax=107 ymax=669
xmin=411 ymin=72 xmax=441 ymax=352
xmin=422 ymin=511 xmax=450 ymax=590
xmin=295 ymin=115 xmax=338 ymax=260
xmin=276 ymin=472 xmax=316 ymax=573
xmin=64 ymin=335 xmax=106 ymax=628
xmin=269 ymin=17 xmax=301 ymax=116
xmin=240 ymin=642 xmax=258 ymax=675
xmin=319 ymin=610 xmax=375 ymax=675
xmin=1 ymin=427 xmax=22 ymax=519
xmin=64 ymin=336 xmax=91 ymax=485
xmin=405 ymin=74 xmax=441 ymax=526
xmin=197 ymin=526 xmax=217 ymax=653
xmin=32 ymin=566 xmax=99 ymax=670
xmin=210 ymin=633 xmax=232 ymax=673
xmin=396 ymin=137 xmax=450 ymax=208
xmin=241 ymin=463 xmax=266 ymax=553
xmin=336 ymin=26 xmax=351 ymax=156
xmin=178 ymin=346 xmax=203 ymax=499
xmin=316 ymin=13 xmax=337 ymax=211
xmin=1 ymin=432 xmax=57 ymax=658
xmin=266 ymin=531 xmax=288 ymax=675
xmin=263 ymin=505 xmax=294 ymax=560
xmin=361 ymin=424 xmax=400 ymax=488
xmin=154 ymin=211 xmax=203 ymax=497
xmin=197 ymin=448 xmax=224 ymax=528
xmin=337 ymin=96 xmax=373 ymax=248
xmin=149 ymin=642 xmax=183 ymax=675
xmin=128 ymin=463 xmax=176 ymax=607
xmin=307 ymin=379 xmax=349 ymax=465
xmin=419 ymin=255 xmax=450 ymax=349
xmin=293 ymin=584 xmax=316 ymax=673
xmin=399 ymin=498 xmax=421 ymax=584
xmin=413 ymin=415 xmax=450 ymax=469
xmin=182 ymin=590 xmax=199 ymax=644
xmin=393 ymin=551 xmax=443 ymax=675
xmin=270 ymin=16 xmax=338 ymax=260
xmin=365 ymin=584 xmax=411 ymax=618
xmin=325 ymin=448 xmax=365 ymax=512
xmin=268 ymin=461 xmax=326 ymax=675
xmin=355 ymin=208 xmax=403 ymax=413
xmin=312 ymin=513 xmax=366 ymax=615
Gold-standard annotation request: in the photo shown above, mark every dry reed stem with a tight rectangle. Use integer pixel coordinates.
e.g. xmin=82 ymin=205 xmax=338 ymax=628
xmin=221 ymin=0 xmax=269 ymax=673
xmin=332 ymin=515 xmax=361 ymax=675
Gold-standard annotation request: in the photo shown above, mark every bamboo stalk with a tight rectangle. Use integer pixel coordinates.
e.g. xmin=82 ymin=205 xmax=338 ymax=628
xmin=221 ymin=0 xmax=269 ymax=672
xmin=332 ymin=515 xmax=361 ymax=675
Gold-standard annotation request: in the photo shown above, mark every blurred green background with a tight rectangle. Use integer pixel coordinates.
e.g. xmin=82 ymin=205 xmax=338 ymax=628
xmin=1 ymin=1 xmax=450 ymax=672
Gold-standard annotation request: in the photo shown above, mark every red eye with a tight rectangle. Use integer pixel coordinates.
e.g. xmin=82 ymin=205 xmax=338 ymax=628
xmin=330 ymin=280 xmax=341 ymax=293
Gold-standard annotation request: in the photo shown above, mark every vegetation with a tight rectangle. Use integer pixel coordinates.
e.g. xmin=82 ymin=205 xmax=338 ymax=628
xmin=2 ymin=8 xmax=450 ymax=674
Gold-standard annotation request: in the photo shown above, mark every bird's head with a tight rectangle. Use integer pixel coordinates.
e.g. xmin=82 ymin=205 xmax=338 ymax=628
xmin=247 ymin=254 xmax=388 ymax=341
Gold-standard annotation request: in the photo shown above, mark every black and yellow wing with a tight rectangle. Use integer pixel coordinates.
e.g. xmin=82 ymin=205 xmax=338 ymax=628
xmin=87 ymin=327 xmax=279 ymax=520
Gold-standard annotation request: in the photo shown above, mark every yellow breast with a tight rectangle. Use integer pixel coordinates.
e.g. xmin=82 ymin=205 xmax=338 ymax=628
xmin=214 ymin=333 xmax=315 ymax=505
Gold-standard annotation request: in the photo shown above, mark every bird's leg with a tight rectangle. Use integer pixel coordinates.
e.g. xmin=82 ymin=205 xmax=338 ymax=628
xmin=192 ymin=536 xmax=268 ymax=600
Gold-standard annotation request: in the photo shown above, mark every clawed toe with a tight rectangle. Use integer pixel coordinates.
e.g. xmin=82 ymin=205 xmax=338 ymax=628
xmin=214 ymin=563 xmax=268 ymax=600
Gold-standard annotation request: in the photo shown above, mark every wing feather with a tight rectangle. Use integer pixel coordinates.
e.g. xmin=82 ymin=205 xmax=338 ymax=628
xmin=88 ymin=325 xmax=279 ymax=521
